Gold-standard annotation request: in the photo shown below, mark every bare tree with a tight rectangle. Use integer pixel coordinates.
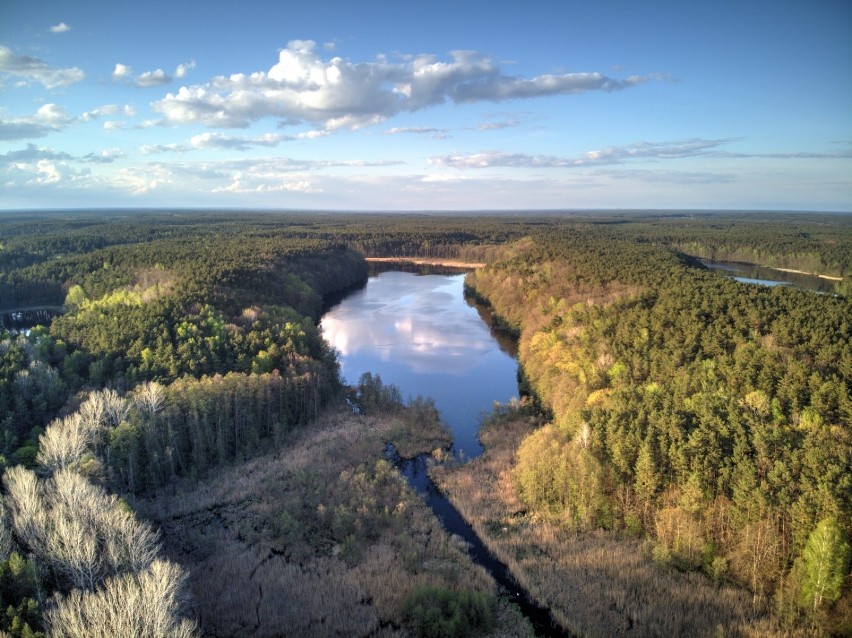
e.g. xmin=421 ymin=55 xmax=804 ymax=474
xmin=45 ymin=559 xmax=198 ymax=638
xmin=77 ymin=392 xmax=108 ymax=431
xmin=101 ymin=507 xmax=160 ymax=577
xmin=100 ymin=388 xmax=131 ymax=428
xmin=37 ymin=414 xmax=100 ymax=473
xmin=4 ymin=465 xmax=48 ymax=555
xmin=133 ymin=381 xmax=166 ymax=418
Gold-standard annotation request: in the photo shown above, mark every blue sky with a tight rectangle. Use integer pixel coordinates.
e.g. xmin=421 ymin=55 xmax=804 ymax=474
xmin=1 ymin=0 xmax=850 ymax=211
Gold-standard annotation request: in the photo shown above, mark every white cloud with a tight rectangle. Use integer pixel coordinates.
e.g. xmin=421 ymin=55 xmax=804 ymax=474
xmin=0 ymin=102 xmax=138 ymax=140
xmin=0 ymin=104 xmax=74 ymax=140
xmin=112 ymin=63 xmax=132 ymax=80
xmin=81 ymin=148 xmax=125 ymax=163
xmin=189 ymin=132 xmax=288 ymax=150
xmin=429 ymin=139 xmax=736 ymax=169
xmin=137 ymin=68 xmax=171 ymax=87
xmin=0 ymin=143 xmax=72 ymax=166
xmin=49 ymin=22 xmax=71 ymax=34
xmin=0 ymin=143 xmax=124 ymax=172
xmin=153 ymin=40 xmax=666 ymax=132
xmin=140 ymin=143 xmax=188 ymax=155
xmin=429 ymin=139 xmax=852 ymax=170
xmin=112 ymin=60 xmax=195 ymax=87
xmin=0 ymin=45 xmax=84 ymax=88
xmin=386 ymin=126 xmax=450 ymax=139
xmin=175 ymin=60 xmax=196 ymax=78
xmin=81 ymin=104 xmax=122 ymax=121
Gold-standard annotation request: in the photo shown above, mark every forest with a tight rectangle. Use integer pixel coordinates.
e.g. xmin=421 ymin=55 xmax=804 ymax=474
xmin=0 ymin=210 xmax=849 ymax=637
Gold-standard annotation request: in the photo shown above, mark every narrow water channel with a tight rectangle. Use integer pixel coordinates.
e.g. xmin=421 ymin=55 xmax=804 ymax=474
xmin=321 ymin=269 xmax=571 ymax=637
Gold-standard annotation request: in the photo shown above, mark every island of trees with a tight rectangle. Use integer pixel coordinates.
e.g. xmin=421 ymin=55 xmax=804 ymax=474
xmin=0 ymin=210 xmax=849 ymax=637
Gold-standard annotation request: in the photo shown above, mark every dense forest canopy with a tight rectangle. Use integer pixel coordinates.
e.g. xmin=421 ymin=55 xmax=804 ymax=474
xmin=0 ymin=209 xmax=849 ymax=636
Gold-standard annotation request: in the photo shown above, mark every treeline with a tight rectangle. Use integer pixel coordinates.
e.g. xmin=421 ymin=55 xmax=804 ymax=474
xmin=467 ymin=233 xmax=851 ymax=633
xmin=0 ymin=224 xmax=365 ymax=461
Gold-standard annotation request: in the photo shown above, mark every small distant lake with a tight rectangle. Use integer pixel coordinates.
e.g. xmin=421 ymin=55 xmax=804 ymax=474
xmin=1 ymin=307 xmax=62 ymax=332
xmin=701 ymin=260 xmax=838 ymax=293
xmin=320 ymin=269 xmax=519 ymax=459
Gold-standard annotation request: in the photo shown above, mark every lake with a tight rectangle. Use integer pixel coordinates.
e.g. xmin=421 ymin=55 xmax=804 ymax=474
xmin=320 ymin=269 xmax=519 ymax=459
xmin=701 ymin=259 xmax=838 ymax=293
xmin=320 ymin=267 xmax=570 ymax=637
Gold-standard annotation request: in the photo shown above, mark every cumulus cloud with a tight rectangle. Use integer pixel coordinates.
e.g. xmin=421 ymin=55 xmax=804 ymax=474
xmin=153 ymin=40 xmax=666 ymax=132
xmin=80 ymin=104 xmax=127 ymax=121
xmin=137 ymin=68 xmax=171 ymax=87
xmin=112 ymin=63 xmax=132 ymax=80
xmin=0 ymin=45 xmax=84 ymax=88
xmin=175 ymin=60 xmax=196 ymax=78
xmin=0 ymin=102 xmax=137 ymax=141
xmin=49 ymin=22 xmax=71 ymax=33
xmin=0 ymin=104 xmax=74 ymax=140
xmin=112 ymin=60 xmax=196 ymax=87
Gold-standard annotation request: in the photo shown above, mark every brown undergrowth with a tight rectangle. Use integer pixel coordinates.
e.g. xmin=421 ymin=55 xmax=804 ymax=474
xmin=136 ymin=402 xmax=532 ymax=637
xmin=431 ymin=407 xmax=813 ymax=638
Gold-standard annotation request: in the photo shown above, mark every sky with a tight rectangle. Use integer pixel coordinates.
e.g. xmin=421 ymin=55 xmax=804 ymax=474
xmin=1 ymin=0 xmax=850 ymax=212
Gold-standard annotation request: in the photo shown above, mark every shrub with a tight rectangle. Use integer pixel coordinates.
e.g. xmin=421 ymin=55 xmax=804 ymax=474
xmin=401 ymin=585 xmax=494 ymax=638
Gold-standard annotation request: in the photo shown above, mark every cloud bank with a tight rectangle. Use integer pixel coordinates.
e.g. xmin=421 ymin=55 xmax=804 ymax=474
xmin=153 ymin=40 xmax=666 ymax=132
xmin=0 ymin=45 xmax=84 ymax=88
xmin=429 ymin=139 xmax=852 ymax=169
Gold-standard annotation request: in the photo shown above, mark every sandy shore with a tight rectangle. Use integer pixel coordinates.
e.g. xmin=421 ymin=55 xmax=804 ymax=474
xmin=365 ymin=256 xmax=487 ymax=268
xmin=773 ymin=266 xmax=843 ymax=281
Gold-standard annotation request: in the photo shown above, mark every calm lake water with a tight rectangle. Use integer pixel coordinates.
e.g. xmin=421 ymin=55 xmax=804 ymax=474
xmin=701 ymin=259 xmax=837 ymax=293
xmin=320 ymin=270 xmax=519 ymax=458
xmin=321 ymin=269 xmax=570 ymax=637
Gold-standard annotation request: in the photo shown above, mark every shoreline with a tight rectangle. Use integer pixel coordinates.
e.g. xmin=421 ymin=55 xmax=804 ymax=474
xmin=365 ymin=256 xmax=487 ymax=269
xmin=772 ymin=266 xmax=843 ymax=282
xmin=696 ymin=256 xmax=844 ymax=282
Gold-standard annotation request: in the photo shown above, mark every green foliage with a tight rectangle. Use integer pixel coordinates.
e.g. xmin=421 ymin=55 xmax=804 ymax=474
xmin=355 ymin=372 xmax=403 ymax=413
xmin=469 ymin=227 xmax=851 ymax=631
xmin=0 ymin=553 xmax=44 ymax=638
xmin=401 ymin=585 xmax=495 ymax=638
xmin=1 ymin=210 xmax=850 ymax=635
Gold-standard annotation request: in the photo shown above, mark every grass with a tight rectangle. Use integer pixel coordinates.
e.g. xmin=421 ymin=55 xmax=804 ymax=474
xmin=431 ymin=406 xmax=815 ymax=638
xmin=136 ymin=400 xmax=533 ymax=637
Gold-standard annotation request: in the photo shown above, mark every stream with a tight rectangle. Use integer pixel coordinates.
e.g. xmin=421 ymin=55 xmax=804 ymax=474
xmin=321 ymin=268 xmax=570 ymax=637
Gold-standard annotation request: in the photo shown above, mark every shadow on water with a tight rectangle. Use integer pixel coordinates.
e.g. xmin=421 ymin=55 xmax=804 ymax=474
xmin=386 ymin=445 xmax=573 ymax=638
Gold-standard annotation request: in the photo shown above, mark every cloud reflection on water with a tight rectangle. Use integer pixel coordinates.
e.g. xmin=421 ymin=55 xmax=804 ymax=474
xmin=321 ymin=272 xmax=499 ymax=376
